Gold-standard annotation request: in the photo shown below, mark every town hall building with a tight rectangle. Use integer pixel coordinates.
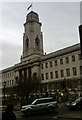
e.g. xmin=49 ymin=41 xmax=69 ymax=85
xmin=1 ymin=11 xmax=82 ymax=96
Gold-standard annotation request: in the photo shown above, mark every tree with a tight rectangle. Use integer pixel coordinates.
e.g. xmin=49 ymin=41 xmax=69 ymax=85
xmin=12 ymin=75 xmax=40 ymax=103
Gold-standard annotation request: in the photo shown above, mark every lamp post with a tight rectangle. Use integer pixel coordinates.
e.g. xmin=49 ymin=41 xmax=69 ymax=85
xmin=3 ymin=82 xmax=6 ymax=104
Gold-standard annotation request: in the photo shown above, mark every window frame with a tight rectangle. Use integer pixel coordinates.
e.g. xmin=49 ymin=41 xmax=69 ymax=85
xmin=73 ymin=67 xmax=77 ymax=76
xmin=72 ymin=55 xmax=75 ymax=62
xmin=60 ymin=58 xmax=63 ymax=65
xmin=66 ymin=57 xmax=69 ymax=63
xmin=55 ymin=71 xmax=58 ymax=78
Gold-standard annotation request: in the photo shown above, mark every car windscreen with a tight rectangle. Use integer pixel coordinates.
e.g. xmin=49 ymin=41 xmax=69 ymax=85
xmin=31 ymin=100 xmax=37 ymax=105
xmin=74 ymin=98 xmax=82 ymax=102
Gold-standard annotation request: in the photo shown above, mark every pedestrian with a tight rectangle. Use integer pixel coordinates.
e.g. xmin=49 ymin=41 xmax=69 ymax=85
xmin=2 ymin=104 xmax=16 ymax=120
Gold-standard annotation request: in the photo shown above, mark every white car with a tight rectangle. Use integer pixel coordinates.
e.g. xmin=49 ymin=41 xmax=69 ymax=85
xmin=21 ymin=97 xmax=58 ymax=115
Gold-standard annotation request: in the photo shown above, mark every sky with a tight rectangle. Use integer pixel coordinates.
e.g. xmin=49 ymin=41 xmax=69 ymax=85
xmin=0 ymin=2 xmax=80 ymax=70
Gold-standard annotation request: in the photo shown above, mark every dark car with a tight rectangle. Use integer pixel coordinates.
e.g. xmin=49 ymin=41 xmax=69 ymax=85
xmin=67 ymin=97 xmax=82 ymax=110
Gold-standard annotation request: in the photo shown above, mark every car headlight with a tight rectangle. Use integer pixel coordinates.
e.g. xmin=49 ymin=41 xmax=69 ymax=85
xmin=72 ymin=103 xmax=76 ymax=106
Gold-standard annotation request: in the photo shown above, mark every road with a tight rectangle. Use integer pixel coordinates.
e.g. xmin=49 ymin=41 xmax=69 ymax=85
xmin=15 ymin=105 xmax=81 ymax=120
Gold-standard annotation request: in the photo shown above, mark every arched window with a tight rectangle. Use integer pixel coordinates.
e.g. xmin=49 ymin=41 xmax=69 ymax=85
xmin=26 ymin=38 xmax=29 ymax=48
xmin=35 ymin=36 xmax=40 ymax=50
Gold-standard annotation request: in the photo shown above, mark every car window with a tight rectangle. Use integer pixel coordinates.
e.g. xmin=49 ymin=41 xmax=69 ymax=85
xmin=32 ymin=98 xmax=54 ymax=105
xmin=32 ymin=100 xmax=37 ymax=105
xmin=75 ymin=98 xmax=82 ymax=102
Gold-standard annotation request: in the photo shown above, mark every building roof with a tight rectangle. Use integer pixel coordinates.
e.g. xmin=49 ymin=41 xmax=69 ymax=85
xmin=41 ymin=43 xmax=80 ymax=61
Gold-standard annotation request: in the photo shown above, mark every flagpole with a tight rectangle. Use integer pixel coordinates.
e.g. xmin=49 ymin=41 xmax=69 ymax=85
xmin=31 ymin=2 xmax=33 ymax=11
xmin=27 ymin=3 xmax=33 ymax=12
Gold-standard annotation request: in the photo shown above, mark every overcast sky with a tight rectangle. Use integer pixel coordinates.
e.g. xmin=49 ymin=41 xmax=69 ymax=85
xmin=0 ymin=2 xmax=80 ymax=70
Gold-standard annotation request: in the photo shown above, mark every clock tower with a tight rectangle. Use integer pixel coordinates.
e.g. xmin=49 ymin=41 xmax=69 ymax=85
xmin=21 ymin=11 xmax=44 ymax=62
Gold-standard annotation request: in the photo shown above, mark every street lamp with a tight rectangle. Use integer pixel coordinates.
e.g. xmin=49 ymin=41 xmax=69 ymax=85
xmin=3 ymin=82 xmax=6 ymax=104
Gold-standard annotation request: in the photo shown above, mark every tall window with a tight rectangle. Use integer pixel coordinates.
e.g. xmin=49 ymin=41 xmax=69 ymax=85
xmin=80 ymin=66 xmax=82 ymax=75
xmin=50 ymin=72 xmax=53 ymax=79
xmin=60 ymin=59 xmax=63 ymax=64
xmin=66 ymin=68 xmax=70 ymax=76
xmin=46 ymin=73 xmax=48 ymax=80
xmin=41 ymin=64 xmax=44 ymax=69
xmin=33 ymin=73 xmax=37 ymax=79
xmin=10 ymin=73 xmax=11 ymax=77
xmin=61 ymin=70 xmax=64 ymax=77
xmin=55 ymin=71 xmax=58 ymax=78
xmin=26 ymin=38 xmax=29 ymax=48
xmin=42 ymin=74 xmax=44 ymax=80
xmin=8 ymin=81 xmax=9 ymax=86
xmin=78 ymin=54 xmax=82 ymax=60
xmin=45 ymin=62 xmax=48 ymax=68
xmin=50 ymin=61 xmax=52 ymax=67
xmin=12 ymin=80 xmax=14 ymax=85
xmin=72 ymin=55 xmax=75 ymax=61
xmin=10 ymin=80 xmax=11 ymax=86
xmin=55 ymin=60 xmax=57 ymax=66
xmin=73 ymin=67 xmax=77 ymax=76
xmin=35 ymin=37 xmax=40 ymax=50
xmin=66 ymin=57 xmax=69 ymax=63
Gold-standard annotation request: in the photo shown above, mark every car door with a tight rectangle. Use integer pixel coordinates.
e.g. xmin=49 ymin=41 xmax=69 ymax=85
xmin=34 ymin=99 xmax=50 ymax=111
xmin=32 ymin=99 xmax=48 ymax=111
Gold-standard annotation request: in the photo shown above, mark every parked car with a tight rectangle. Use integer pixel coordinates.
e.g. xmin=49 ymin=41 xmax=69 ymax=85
xmin=0 ymin=106 xmax=7 ymax=114
xmin=21 ymin=97 xmax=58 ymax=115
xmin=67 ymin=97 xmax=82 ymax=110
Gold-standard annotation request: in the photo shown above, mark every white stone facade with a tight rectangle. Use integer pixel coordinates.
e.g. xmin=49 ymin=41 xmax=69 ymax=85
xmin=1 ymin=11 xmax=82 ymax=95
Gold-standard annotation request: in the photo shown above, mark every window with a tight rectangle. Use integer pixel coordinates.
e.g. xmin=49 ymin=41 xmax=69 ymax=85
xmin=8 ymin=73 xmax=9 ymax=77
xmin=72 ymin=55 xmax=75 ymax=61
xmin=10 ymin=80 xmax=11 ymax=85
xmin=55 ymin=60 xmax=57 ymax=66
xmin=66 ymin=68 xmax=70 ymax=76
xmin=73 ymin=67 xmax=77 ymax=76
xmin=46 ymin=73 xmax=48 ymax=80
xmin=35 ymin=37 xmax=40 ymax=50
xmin=41 ymin=64 xmax=44 ymax=69
xmin=45 ymin=63 xmax=48 ymax=68
xmin=15 ymin=77 xmax=18 ymax=83
xmin=42 ymin=74 xmax=44 ymax=80
xmin=66 ymin=57 xmax=69 ymax=63
xmin=60 ymin=59 xmax=63 ymax=64
xmin=55 ymin=71 xmax=58 ymax=78
xmin=26 ymin=38 xmax=29 ymax=48
xmin=50 ymin=61 xmax=52 ymax=67
xmin=61 ymin=70 xmax=64 ymax=77
xmin=10 ymin=73 xmax=11 ymax=77
xmin=8 ymin=81 xmax=9 ymax=86
xmin=33 ymin=73 xmax=37 ymax=79
xmin=80 ymin=66 xmax=82 ymax=75
xmin=12 ymin=72 xmax=14 ymax=76
xmin=12 ymin=80 xmax=14 ymax=85
xmin=50 ymin=72 xmax=53 ymax=79
xmin=78 ymin=54 xmax=82 ymax=60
